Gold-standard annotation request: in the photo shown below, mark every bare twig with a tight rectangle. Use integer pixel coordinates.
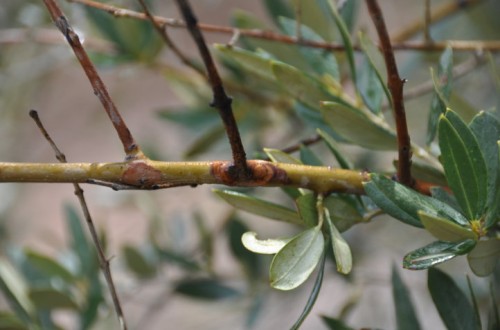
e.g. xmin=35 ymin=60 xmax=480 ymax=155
xmin=42 ymin=0 xmax=143 ymax=160
xmin=29 ymin=110 xmax=127 ymax=330
xmin=136 ymin=0 xmax=205 ymax=78
xmin=367 ymin=0 xmax=413 ymax=187
xmin=67 ymin=0 xmax=500 ymax=52
xmin=279 ymin=135 xmax=322 ymax=155
xmin=173 ymin=0 xmax=249 ymax=179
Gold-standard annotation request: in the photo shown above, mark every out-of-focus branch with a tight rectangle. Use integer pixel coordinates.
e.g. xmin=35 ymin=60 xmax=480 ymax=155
xmin=67 ymin=0 xmax=500 ymax=52
xmin=367 ymin=0 xmax=413 ymax=187
xmin=42 ymin=0 xmax=143 ymax=160
xmin=29 ymin=110 xmax=128 ymax=330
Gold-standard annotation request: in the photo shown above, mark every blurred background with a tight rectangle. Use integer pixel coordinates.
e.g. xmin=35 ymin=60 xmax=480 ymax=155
xmin=0 ymin=0 xmax=499 ymax=329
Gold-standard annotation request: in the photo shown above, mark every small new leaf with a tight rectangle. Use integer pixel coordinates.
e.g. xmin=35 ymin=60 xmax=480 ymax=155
xmin=418 ymin=211 xmax=476 ymax=242
xmin=325 ymin=209 xmax=352 ymax=274
xmin=270 ymin=227 xmax=324 ymax=290
xmin=241 ymin=232 xmax=292 ymax=255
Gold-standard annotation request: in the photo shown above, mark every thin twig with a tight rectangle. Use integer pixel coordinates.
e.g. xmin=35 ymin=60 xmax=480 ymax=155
xmin=173 ymin=0 xmax=249 ymax=179
xmin=42 ymin=0 xmax=143 ymax=160
xmin=136 ymin=0 xmax=205 ymax=78
xmin=28 ymin=110 xmax=127 ymax=330
xmin=280 ymin=135 xmax=322 ymax=155
xmin=424 ymin=0 xmax=432 ymax=43
xmin=367 ymin=0 xmax=413 ymax=187
xmin=67 ymin=0 xmax=500 ymax=52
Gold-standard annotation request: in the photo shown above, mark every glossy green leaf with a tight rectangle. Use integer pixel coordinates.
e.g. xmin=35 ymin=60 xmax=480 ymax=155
xmin=321 ymin=102 xmax=397 ymax=150
xmin=264 ymin=148 xmax=301 ymax=164
xmin=296 ymin=193 xmax=318 ymax=227
xmin=225 ymin=218 xmax=260 ymax=277
xmin=467 ymin=238 xmax=500 ymax=277
xmin=439 ymin=110 xmax=488 ymax=220
xmin=270 ymin=227 xmax=324 ymax=290
xmin=428 ymin=268 xmax=478 ymax=330
xmin=323 ymin=195 xmax=362 ymax=233
xmin=392 ymin=265 xmax=421 ymax=330
xmin=290 ymin=244 xmax=326 ymax=330
xmin=278 ymin=17 xmax=339 ymax=79
xmin=364 ymin=174 xmax=468 ymax=228
xmin=174 ymin=278 xmax=240 ymax=300
xmin=427 ymin=46 xmax=453 ymax=144
xmin=403 ymin=239 xmax=476 ymax=270
xmin=418 ymin=211 xmax=476 ymax=242
xmin=272 ymin=62 xmax=341 ymax=110
xmin=325 ymin=209 xmax=352 ymax=274
xmin=321 ymin=316 xmax=354 ymax=330
xmin=469 ymin=111 xmax=500 ymax=209
xmin=123 ymin=245 xmax=157 ymax=279
xmin=317 ymin=128 xmax=353 ymax=169
xmin=241 ymin=232 xmax=292 ymax=255
xmin=24 ymin=250 xmax=74 ymax=283
xmin=213 ymin=189 xmax=302 ymax=225
xmin=29 ymin=287 xmax=78 ymax=310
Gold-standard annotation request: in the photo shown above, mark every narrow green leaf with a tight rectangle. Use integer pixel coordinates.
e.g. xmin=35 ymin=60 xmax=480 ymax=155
xmin=321 ymin=316 xmax=354 ymax=330
xmin=428 ymin=268 xmax=477 ymax=330
xmin=403 ymin=239 xmax=476 ymax=270
xmin=430 ymin=187 xmax=461 ymax=211
xmin=270 ymin=227 xmax=324 ymax=290
xmin=486 ymin=141 xmax=500 ymax=228
xmin=262 ymin=0 xmax=293 ymax=27
xmin=364 ymin=174 xmax=468 ymax=228
xmin=263 ymin=148 xmax=302 ymax=164
xmin=174 ymin=278 xmax=240 ymax=300
xmin=418 ymin=211 xmax=476 ymax=242
xmin=0 ymin=311 xmax=26 ymax=330
xmin=466 ymin=276 xmax=483 ymax=330
xmin=296 ymin=193 xmax=318 ymax=227
xmin=392 ymin=265 xmax=421 ymax=330
xmin=278 ymin=17 xmax=339 ymax=79
xmin=469 ymin=111 xmax=500 ymax=209
xmin=439 ymin=111 xmax=488 ymax=219
xmin=323 ymin=195 xmax=362 ymax=233
xmin=317 ymin=128 xmax=353 ymax=169
xmin=272 ymin=62 xmax=342 ymax=110
xmin=0 ymin=259 xmax=33 ymax=324
xmin=325 ymin=209 xmax=352 ymax=274
xmin=299 ymin=145 xmax=323 ymax=166
xmin=24 ymin=250 xmax=74 ymax=283
xmin=157 ymin=106 xmax=218 ymax=129
xmin=29 ymin=287 xmax=78 ymax=310
xmin=122 ymin=245 xmax=157 ymax=280
xmin=215 ymin=44 xmax=275 ymax=81
xmin=64 ymin=204 xmax=94 ymax=275
xmin=155 ymin=248 xmax=201 ymax=271
xmin=241 ymin=232 xmax=292 ymax=255
xmin=213 ymin=190 xmax=302 ymax=225
xmin=321 ymin=102 xmax=397 ymax=150
xmin=427 ymin=46 xmax=454 ymax=144
xmin=290 ymin=243 xmax=327 ymax=330
xmin=467 ymin=238 xmax=500 ymax=277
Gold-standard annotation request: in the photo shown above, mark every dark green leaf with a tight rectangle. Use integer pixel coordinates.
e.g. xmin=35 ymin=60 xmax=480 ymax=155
xmin=403 ymin=239 xmax=476 ymax=270
xmin=290 ymin=243 xmax=327 ymax=330
xmin=174 ymin=278 xmax=240 ymax=300
xmin=225 ymin=218 xmax=260 ymax=278
xmin=122 ymin=245 xmax=157 ymax=280
xmin=488 ymin=280 xmax=500 ymax=330
xmin=321 ymin=102 xmax=397 ymax=150
xmin=262 ymin=0 xmax=293 ymax=27
xmin=299 ymin=145 xmax=323 ymax=166
xmin=155 ymin=248 xmax=201 ymax=271
xmin=428 ymin=268 xmax=478 ymax=330
xmin=321 ymin=316 xmax=354 ymax=330
xmin=0 ymin=259 xmax=33 ymax=324
xmin=213 ymin=189 xmax=302 ymax=225
xmin=278 ymin=17 xmax=339 ymax=80
xmin=24 ymin=250 xmax=74 ymax=283
xmin=317 ymin=128 xmax=353 ymax=169
xmin=296 ymin=193 xmax=318 ymax=227
xmin=64 ymin=205 xmax=93 ymax=275
xmin=270 ymin=227 xmax=324 ymax=290
xmin=469 ymin=111 xmax=500 ymax=212
xmin=439 ymin=110 xmax=488 ymax=220
xmin=427 ymin=46 xmax=453 ymax=144
xmin=364 ymin=174 xmax=468 ymax=228
xmin=391 ymin=265 xmax=421 ymax=330
xmin=29 ymin=287 xmax=78 ymax=310
xmin=466 ymin=276 xmax=483 ymax=330
xmin=0 ymin=311 xmax=26 ymax=330
xmin=430 ymin=187 xmax=461 ymax=211
xmin=157 ymin=106 xmax=218 ymax=129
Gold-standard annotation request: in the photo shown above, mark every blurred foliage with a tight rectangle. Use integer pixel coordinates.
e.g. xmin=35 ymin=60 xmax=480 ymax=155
xmin=0 ymin=0 xmax=500 ymax=329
